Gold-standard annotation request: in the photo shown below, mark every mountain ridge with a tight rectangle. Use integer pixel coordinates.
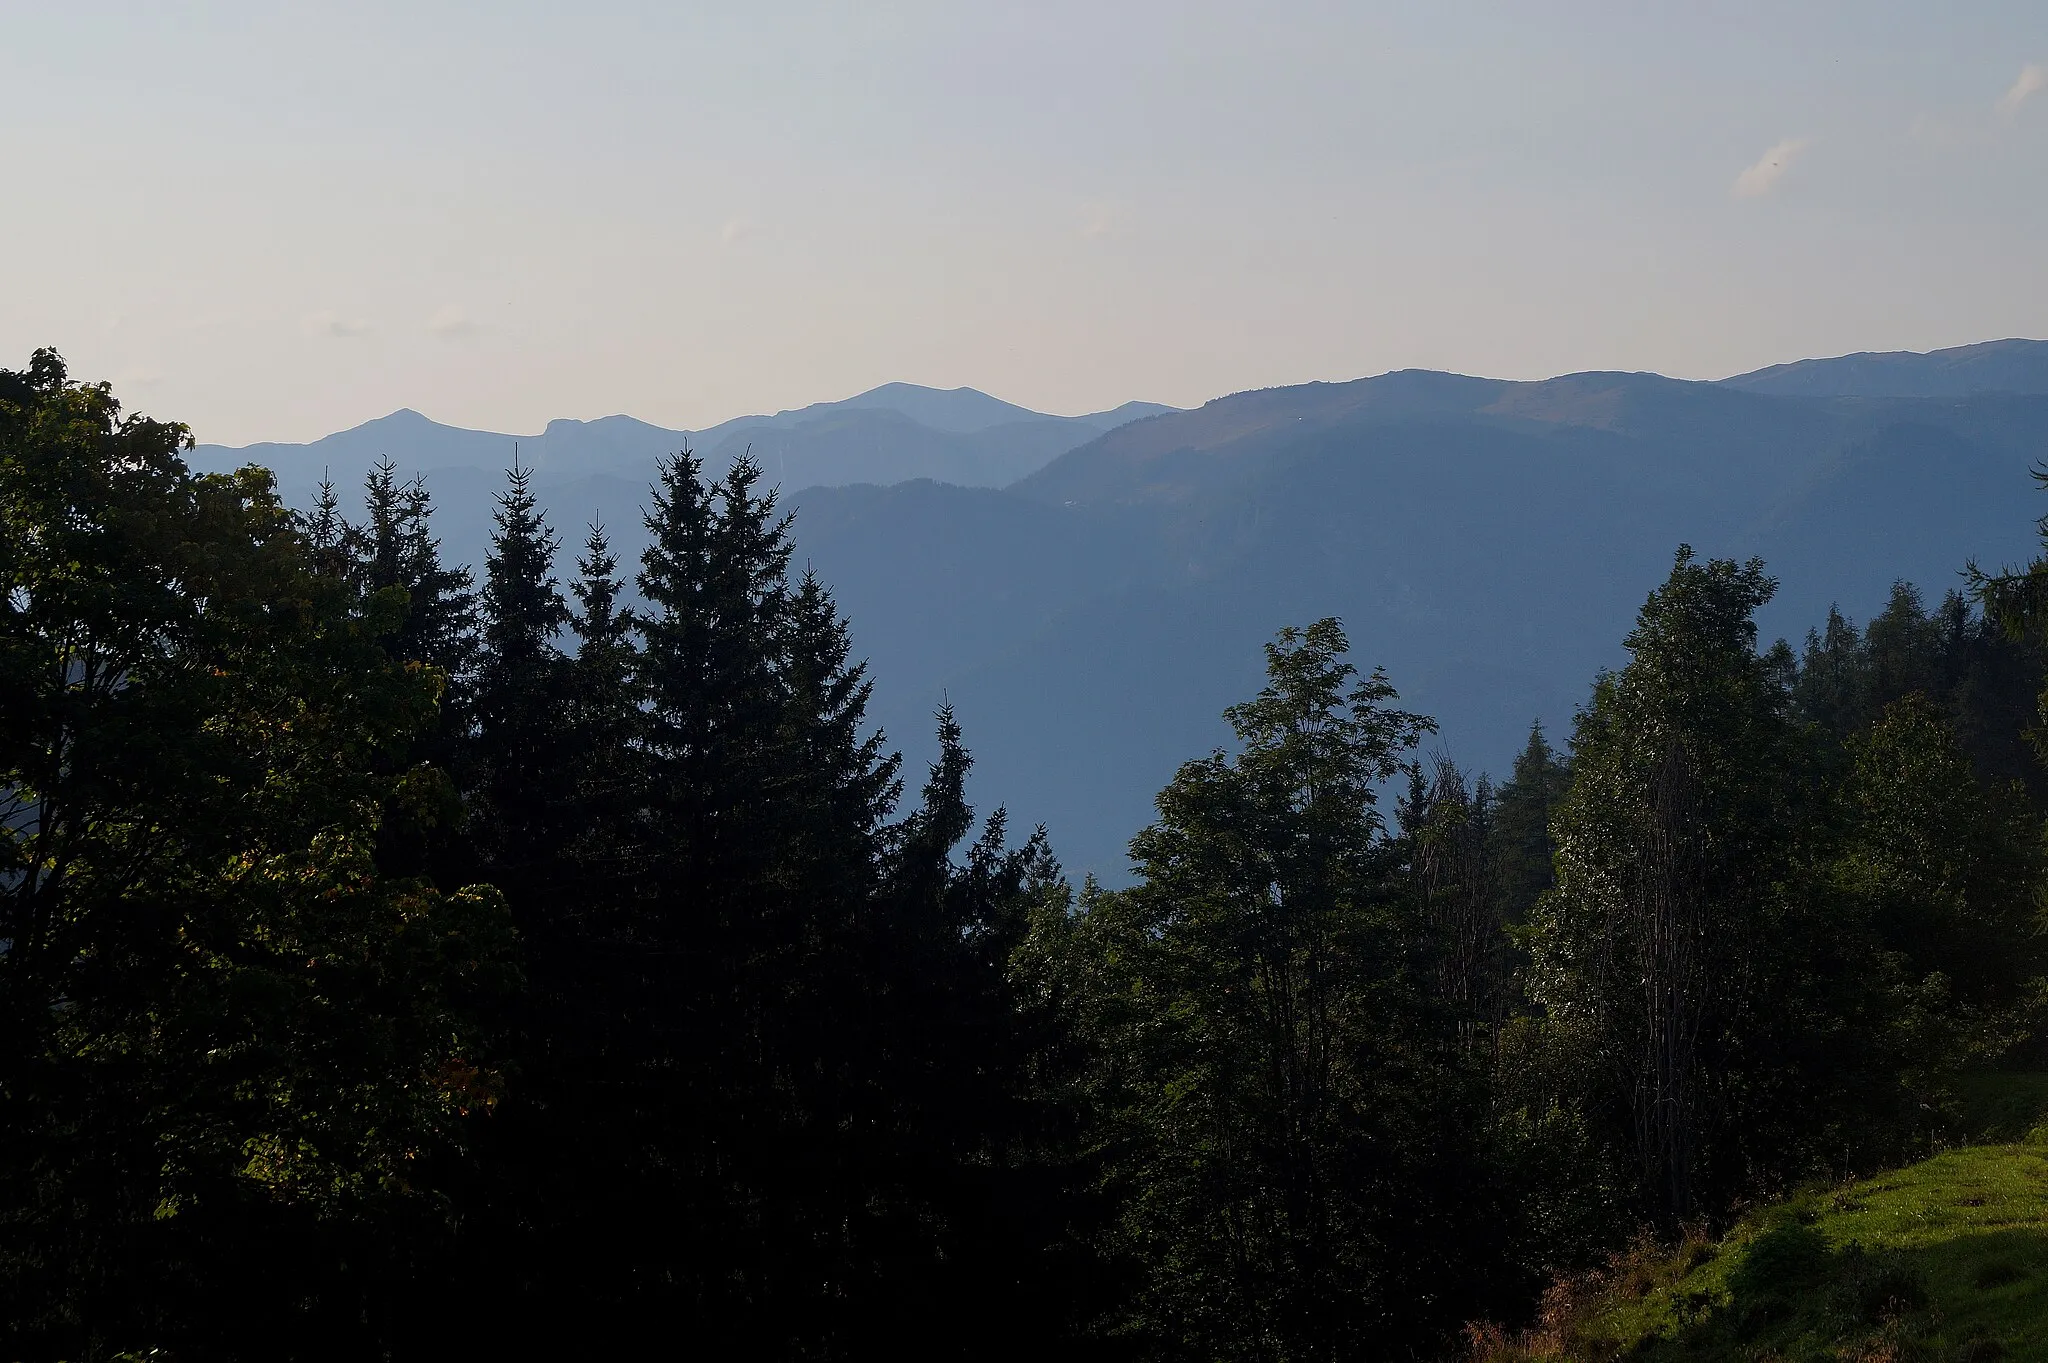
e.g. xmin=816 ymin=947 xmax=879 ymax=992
xmin=190 ymin=383 xmax=1180 ymax=494
xmin=186 ymin=340 xmax=2048 ymax=879
xmin=1722 ymin=337 xmax=2048 ymax=398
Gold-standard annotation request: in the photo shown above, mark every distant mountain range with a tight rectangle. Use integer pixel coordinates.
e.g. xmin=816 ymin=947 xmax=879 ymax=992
xmin=190 ymin=384 xmax=1177 ymax=500
xmin=191 ymin=340 xmax=2048 ymax=880
xmin=1723 ymin=337 xmax=2048 ymax=398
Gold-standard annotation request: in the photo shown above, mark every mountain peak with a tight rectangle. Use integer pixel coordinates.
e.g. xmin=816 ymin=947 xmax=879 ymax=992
xmin=315 ymin=407 xmax=449 ymax=442
xmin=822 ymin=383 xmax=1048 ymax=434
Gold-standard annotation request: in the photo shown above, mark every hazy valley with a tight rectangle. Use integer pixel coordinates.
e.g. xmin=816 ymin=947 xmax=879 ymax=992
xmin=195 ymin=337 xmax=2048 ymax=876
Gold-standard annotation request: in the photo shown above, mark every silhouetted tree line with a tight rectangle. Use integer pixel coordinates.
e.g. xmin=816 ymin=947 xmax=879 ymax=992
xmin=7 ymin=351 xmax=2048 ymax=1360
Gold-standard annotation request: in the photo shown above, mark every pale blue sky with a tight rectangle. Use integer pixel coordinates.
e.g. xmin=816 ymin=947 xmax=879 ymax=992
xmin=4 ymin=2 xmax=2044 ymax=444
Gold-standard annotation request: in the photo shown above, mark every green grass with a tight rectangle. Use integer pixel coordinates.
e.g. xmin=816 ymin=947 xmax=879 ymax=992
xmin=1482 ymin=1143 xmax=2048 ymax=1361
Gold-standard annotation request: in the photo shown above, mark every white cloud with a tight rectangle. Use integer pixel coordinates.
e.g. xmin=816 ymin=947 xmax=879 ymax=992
xmin=720 ymin=216 xmax=753 ymax=246
xmin=1078 ymin=201 xmax=1116 ymax=239
xmin=427 ymin=304 xmax=478 ymax=338
xmin=114 ymin=366 xmax=164 ymax=389
xmin=1999 ymin=63 xmax=2046 ymax=117
xmin=302 ymin=310 xmax=369 ymax=338
xmin=1731 ymin=137 xmax=1810 ymax=199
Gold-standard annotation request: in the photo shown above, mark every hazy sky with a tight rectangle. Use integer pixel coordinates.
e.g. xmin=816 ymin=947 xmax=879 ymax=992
xmin=5 ymin=2 xmax=2046 ymax=445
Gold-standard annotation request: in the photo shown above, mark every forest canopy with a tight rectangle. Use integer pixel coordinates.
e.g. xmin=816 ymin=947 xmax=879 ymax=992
xmin=6 ymin=350 xmax=2048 ymax=1361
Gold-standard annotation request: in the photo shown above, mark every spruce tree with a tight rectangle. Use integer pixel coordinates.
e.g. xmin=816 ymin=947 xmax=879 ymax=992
xmin=872 ymin=708 xmax=1081 ymax=1355
xmin=1864 ymin=581 xmax=1946 ymax=709
xmin=339 ymin=460 xmax=478 ymax=878
xmin=1488 ymin=721 xmax=1568 ymax=924
xmin=343 ymin=458 xmax=478 ymax=704
xmin=395 ymin=472 xmax=479 ymax=698
xmin=563 ymin=521 xmax=643 ymax=881
xmin=636 ymin=451 xmax=785 ymax=883
xmin=773 ymin=566 xmax=903 ymax=949
xmin=558 ymin=450 xmax=836 ymax=1345
xmin=360 ymin=455 xmax=405 ymax=596
xmin=303 ymin=470 xmax=358 ymax=580
xmin=427 ymin=452 xmax=1063 ymax=1357
xmin=1409 ymin=758 xmax=1506 ymax=1044
xmin=472 ymin=460 xmax=571 ymax=876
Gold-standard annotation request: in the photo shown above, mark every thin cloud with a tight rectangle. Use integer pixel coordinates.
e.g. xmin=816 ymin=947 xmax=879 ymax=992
xmin=1999 ymin=63 xmax=2045 ymax=117
xmin=427 ymin=304 xmax=479 ymax=338
xmin=1732 ymin=137 xmax=1810 ymax=199
xmin=1908 ymin=112 xmax=1959 ymax=148
xmin=720 ymin=217 xmax=753 ymax=246
xmin=302 ymin=310 xmax=370 ymax=338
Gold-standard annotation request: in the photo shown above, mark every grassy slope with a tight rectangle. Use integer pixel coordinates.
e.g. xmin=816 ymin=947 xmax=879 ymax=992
xmin=1499 ymin=1143 xmax=2048 ymax=1361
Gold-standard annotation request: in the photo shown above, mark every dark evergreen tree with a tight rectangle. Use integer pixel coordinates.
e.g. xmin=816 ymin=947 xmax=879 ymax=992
xmin=634 ymin=451 xmax=789 ymax=912
xmin=509 ymin=451 xmax=969 ymax=1354
xmin=1792 ymin=603 xmax=1871 ymax=774
xmin=471 ymin=460 xmax=572 ymax=877
xmin=358 ymin=455 xmax=405 ymax=595
xmin=303 ymin=470 xmax=355 ymax=580
xmin=1407 ymin=757 xmax=1509 ymax=1047
xmin=560 ymin=520 xmax=644 ymax=896
xmin=398 ymin=473 xmax=479 ymax=713
xmin=1488 ymin=721 xmax=1569 ymax=925
xmin=487 ymin=451 xmax=1070 ymax=1359
xmin=1795 ymin=584 xmax=2045 ymax=797
xmin=335 ymin=458 xmax=478 ymax=728
xmin=346 ymin=460 xmax=479 ymax=877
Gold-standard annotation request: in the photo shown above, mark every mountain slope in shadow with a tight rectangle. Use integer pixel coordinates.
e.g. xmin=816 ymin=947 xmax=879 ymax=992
xmin=798 ymin=370 xmax=2048 ymax=877
xmin=191 ymin=345 xmax=2048 ymax=881
xmin=1724 ymin=337 xmax=2048 ymax=398
xmin=188 ymin=383 xmax=1176 ymax=506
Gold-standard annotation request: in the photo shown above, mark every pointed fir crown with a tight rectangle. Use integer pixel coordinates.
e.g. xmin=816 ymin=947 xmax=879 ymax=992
xmin=482 ymin=456 xmax=569 ymax=656
xmin=571 ymin=520 xmax=630 ymax=650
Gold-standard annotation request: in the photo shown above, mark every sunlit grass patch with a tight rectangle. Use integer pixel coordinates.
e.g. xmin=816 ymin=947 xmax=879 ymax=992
xmin=1472 ymin=1144 xmax=2048 ymax=1361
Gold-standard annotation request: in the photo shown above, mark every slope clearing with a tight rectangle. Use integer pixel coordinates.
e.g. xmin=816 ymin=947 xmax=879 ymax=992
xmin=1488 ymin=1144 xmax=2048 ymax=1361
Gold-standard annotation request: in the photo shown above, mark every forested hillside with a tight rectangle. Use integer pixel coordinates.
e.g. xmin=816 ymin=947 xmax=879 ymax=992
xmin=799 ymin=362 xmax=2048 ymax=875
xmin=188 ymin=342 xmax=2048 ymax=880
xmin=12 ymin=347 xmax=2048 ymax=1360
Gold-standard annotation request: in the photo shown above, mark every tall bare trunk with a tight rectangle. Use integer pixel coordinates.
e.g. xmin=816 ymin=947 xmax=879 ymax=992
xmin=1631 ymin=741 xmax=1707 ymax=1224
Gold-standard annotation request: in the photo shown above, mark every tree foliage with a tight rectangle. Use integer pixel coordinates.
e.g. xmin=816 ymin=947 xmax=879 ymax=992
xmin=0 ymin=350 xmax=516 ymax=1357
xmin=8 ymin=352 xmax=2048 ymax=1362
xmin=1025 ymin=621 xmax=1509 ymax=1358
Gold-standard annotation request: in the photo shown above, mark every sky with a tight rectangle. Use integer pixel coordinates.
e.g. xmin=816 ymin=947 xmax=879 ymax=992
xmin=4 ymin=1 xmax=2046 ymax=446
